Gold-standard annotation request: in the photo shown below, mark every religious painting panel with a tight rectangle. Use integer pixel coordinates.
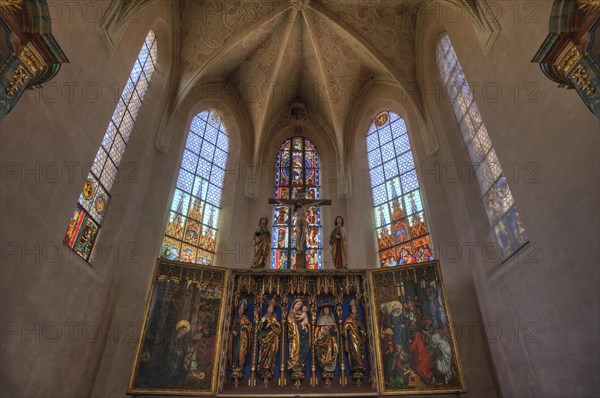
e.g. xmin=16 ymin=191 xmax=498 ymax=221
xmin=128 ymin=260 xmax=229 ymax=396
xmin=368 ymin=261 xmax=466 ymax=395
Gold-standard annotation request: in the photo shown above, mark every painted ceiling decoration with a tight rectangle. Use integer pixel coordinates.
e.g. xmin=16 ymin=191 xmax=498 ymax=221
xmin=102 ymin=0 xmax=496 ymax=196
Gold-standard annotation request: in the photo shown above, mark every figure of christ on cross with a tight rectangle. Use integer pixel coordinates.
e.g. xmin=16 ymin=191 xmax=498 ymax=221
xmin=268 ymin=195 xmax=331 ymax=269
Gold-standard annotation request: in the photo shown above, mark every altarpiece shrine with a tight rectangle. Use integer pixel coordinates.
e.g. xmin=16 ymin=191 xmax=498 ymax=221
xmin=127 ymin=259 xmax=465 ymax=397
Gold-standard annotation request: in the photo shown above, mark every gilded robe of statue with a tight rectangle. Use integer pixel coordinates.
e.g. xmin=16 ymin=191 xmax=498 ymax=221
xmin=253 ymin=216 xmax=271 ymax=268
xmin=257 ymin=305 xmax=281 ymax=378
xmin=230 ymin=302 xmax=253 ymax=371
xmin=314 ymin=306 xmax=338 ymax=374
xmin=287 ymin=299 xmax=311 ymax=372
xmin=344 ymin=301 xmax=366 ymax=372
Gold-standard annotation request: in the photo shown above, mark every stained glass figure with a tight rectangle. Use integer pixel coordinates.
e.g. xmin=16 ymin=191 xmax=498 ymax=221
xmin=437 ymin=34 xmax=528 ymax=262
xmin=272 ymin=137 xmax=322 ymax=269
xmin=160 ymin=110 xmax=229 ymax=265
xmin=367 ymin=111 xmax=434 ymax=267
xmin=63 ymin=31 xmax=158 ymax=261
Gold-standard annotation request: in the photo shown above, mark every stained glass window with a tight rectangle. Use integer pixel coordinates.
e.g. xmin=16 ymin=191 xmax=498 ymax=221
xmin=436 ymin=34 xmax=528 ymax=262
xmin=159 ymin=110 xmax=229 ymax=265
xmin=272 ymin=137 xmax=322 ymax=269
xmin=63 ymin=31 xmax=157 ymax=261
xmin=367 ymin=111 xmax=434 ymax=267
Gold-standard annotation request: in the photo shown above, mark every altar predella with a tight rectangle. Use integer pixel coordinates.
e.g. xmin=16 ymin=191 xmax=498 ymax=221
xmin=128 ymin=258 xmax=466 ymax=396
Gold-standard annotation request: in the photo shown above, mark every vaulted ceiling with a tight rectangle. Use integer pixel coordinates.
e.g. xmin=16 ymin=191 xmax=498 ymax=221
xmin=177 ymin=0 xmax=420 ymax=145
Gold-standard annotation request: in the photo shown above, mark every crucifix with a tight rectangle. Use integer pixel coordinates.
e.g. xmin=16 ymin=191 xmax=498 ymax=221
xmin=268 ymin=194 xmax=331 ymax=269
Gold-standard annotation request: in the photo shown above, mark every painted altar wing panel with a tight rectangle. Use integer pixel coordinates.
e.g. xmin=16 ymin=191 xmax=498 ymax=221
xmin=128 ymin=260 xmax=229 ymax=395
xmin=369 ymin=261 xmax=466 ymax=394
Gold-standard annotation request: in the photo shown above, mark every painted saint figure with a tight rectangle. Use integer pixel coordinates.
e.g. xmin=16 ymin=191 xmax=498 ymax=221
xmin=329 ymin=216 xmax=349 ymax=268
xmin=163 ymin=320 xmax=193 ymax=387
xmin=314 ymin=304 xmax=339 ymax=385
xmin=287 ymin=298 xmax=311 ymax=384
xmin=344 ymin=299 xmax=367 ymax=384
xmin=229 ymin=299 xmax=253 ymax=385
xmin=253 ymin=216 xmax=271 ymax=268
xmin=257 ymin=300 xmax=281 ymax=383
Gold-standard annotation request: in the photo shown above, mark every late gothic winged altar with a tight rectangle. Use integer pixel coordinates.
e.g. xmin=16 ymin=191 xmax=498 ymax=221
xmin=127 ymin=259 xmax=465 ymax=397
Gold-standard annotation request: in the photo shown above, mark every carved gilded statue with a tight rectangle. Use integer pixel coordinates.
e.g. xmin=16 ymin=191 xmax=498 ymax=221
xmin=257 ymin=300 xmax=281 ymax=383
xmin=314 ymin=304 xmax=339 ymax=385
xmin=329 ymin=216 xmax=348 ymax=268
xmin=287 ymin=298 xmax=311 ymax=384
xmin=229 ymin=299 xmax=252 ymax=385
xmin=252 ymin=216 xmax=271 ymax=268
xmin=344 ymin=299 xmax=367 ymax=384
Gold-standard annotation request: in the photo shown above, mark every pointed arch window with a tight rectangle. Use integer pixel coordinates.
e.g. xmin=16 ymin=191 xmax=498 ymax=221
xmin=272 ymin=137 xmax=322 ymax=269
xmin=63 ymin=31 xmax=157 ymax=261
xmin=367 ymin=111 xmax=434 ymax=267
xmin=160 ymin=111 xmax=229 ymax=265
xmin=436 ymin=34 xmax=528 ymax=262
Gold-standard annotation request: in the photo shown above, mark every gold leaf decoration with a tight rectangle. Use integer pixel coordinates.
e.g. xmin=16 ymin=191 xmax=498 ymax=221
xmin=577 ymin=0 xmax=600 ymax=13
xmin=0 ymin=0 xmax=24 ymax=13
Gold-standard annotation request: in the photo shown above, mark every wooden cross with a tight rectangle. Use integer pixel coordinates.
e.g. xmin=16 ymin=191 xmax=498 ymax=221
xmin=268 ymin=197 xmax=332 ymax=269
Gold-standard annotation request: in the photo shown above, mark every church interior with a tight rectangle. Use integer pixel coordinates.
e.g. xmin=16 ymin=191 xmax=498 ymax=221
xmin=1 ymin=0 xmax=599 ymax=397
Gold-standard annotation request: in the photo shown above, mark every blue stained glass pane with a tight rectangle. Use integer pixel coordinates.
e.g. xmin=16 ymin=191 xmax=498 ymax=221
xmin=404 ymin=190 xmax=423 ymax=215
xmin=192 ymin=176 xmax=208 ymax=199
xmin=368 ymin=123 xmax=377 ymax=135
xmin=100 ymin=158 xmax=117 ymax=192
xmin=401 ymin=170 xmax=419 ymax=193
xmin=118 ymin=110 xmax=135 ymax=143
xmin=204 ymin=124 xmax=218 ymax=144
xmin=394 ymin=134 xmax=410 ymax=155
xmin=206 ymin=184 xmax=222 ymax=206
xmin=211 ymin=166 xmax=225 ymax=187
xmin=398 ymin=151 xmax=414 ymax=174
xmin=389 ymin=112 xmax=401 ymax=124
xmin=372 ymin=184 xmax=387 ymax=206
xmin=381 ymin=144 xmax=395 ymax=163
xmin=190 ymin=117 xmax=206 ymax=135
xmin=383 ymin=160 xmax=399 ymax=180
xmin=111 ymin=99 xmax=127 ymax=126
xmin=367 ymin=149 xmax=382 ymax=169
xmin=370 ymin=166 xmax=384 ymax=186
xmin=390 ymin=119 xmax=407 ymax=137
xmin=375 ymin=204 xmax=391 ymax=227
xmin=201 ymin=141 xmax=215 ymax=162
xmin=196 ymin=111 xmax=210 ymax=121
xmin=176 ymin=169 xmax=194 ymax=193
xmin=181 ymin=150 xmax=199 ymax=172
xmin=91 ymin=148 xmax=108 ymax=177
xmin=121 ymin=78 xmax=136 ymax=106
xmin=135 ymin=73 xmax=150 ymax=97
xmin=366 ymin=132 xmax=379 ymax=152
xmin=109 ymin=134 xmax=126 ymax=168
xmin=127 ymin=90 xmax=142 ymax=121
xmin=101 ymin=122 xmax=118 ymax=150
xmin=186 ymin=132 xmax=202 ymax=154
xmin=378 ymin=126 xmax=392 ymax=145
xmin=197 ymin=158 xmax=211 ymax=179
xmin=217 ymin=132 xmax=229 ymax=152
xmin=138 ymin=43 xmax=150 ymax=65
xmin=386 ymin=178 xmax=402 ymax=201
xmin=213 ymin=148 xmax=227 ymax=169
xmin=130 ymin=60 xmax=144 ymax=84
